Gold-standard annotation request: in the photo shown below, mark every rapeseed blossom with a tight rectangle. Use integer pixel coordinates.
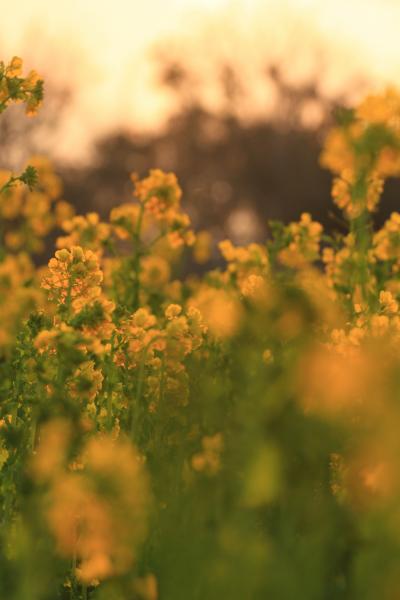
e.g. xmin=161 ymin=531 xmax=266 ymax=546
xmin=4 ymin=57 xmax=400 ymax=600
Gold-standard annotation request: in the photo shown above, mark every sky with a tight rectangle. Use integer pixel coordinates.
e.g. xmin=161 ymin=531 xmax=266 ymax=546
xmin=2 ymin=0 xmax=400 ymax=161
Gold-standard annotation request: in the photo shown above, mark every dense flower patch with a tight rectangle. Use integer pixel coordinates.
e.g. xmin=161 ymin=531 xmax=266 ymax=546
xmin=2 ymin=57 xmax=400 ymax=599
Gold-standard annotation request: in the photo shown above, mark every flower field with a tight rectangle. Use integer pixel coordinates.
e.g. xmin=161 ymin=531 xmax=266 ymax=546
xmin=2 ymin=57 xmax=400 ymax=599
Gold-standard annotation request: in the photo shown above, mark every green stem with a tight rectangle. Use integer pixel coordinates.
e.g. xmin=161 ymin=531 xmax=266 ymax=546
xmin=63 ymin=278 xmax=74 ymax=324
xmin=0 ymin=94 xmax=12 ymax=113
xmin=106 ymin=334 xmax=116 ymax=431
xmin=71 ymin=548 xmax=78 ymax=599
xmin=0 ymin=174 xmax=19 ymax=196
xmin=148 ymin=230 xmax=167 ymax=249
xmin=348 ymin=165 xmax=375 ymax=305
xmin=350 ymin=209 xmax=372 ymax=302
xmin=30 ymin=410 xmax=37 ymax=451
xmin=131 ymin=203 xmax=145 ymax=311
xmin=129 ymin=335 xmax=163 ymax=440
xmin=131 ymin=350 xmax=146 ymax=440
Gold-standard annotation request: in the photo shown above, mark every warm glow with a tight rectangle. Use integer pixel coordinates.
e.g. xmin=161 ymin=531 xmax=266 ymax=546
xmin=2 ymin=0 xmax=400 ymax=160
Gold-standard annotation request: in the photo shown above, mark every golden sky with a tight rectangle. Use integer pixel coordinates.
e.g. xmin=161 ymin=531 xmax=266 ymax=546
xmin=3 ymin=0 xmax=400 ymax=161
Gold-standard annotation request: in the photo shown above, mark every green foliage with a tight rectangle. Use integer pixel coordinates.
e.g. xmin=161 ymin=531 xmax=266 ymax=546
xmin=2 ymin=59 xmax=400 ymax=600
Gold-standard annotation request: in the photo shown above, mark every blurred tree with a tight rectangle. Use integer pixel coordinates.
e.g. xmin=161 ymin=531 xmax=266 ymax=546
xmin=2 ymin=47 xmax=399 ymax=253
xmin=60 ymin=60 xmax=341 ymax=246
xmin=61 ymin=57 xmax=400 ymax=248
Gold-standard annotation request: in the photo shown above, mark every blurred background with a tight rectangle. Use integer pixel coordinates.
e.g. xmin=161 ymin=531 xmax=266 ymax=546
xmin=2 ymin=0 xmax=400 ymax=245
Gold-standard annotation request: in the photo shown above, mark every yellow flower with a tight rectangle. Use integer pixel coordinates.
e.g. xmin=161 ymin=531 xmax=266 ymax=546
xmin=262 ymin=349 xmax=273 ymax=365
xmin=165 ymin=304 xmax=182 ymax=319
xmin=356 ymin=87 xmax=400 ymax=131
xmin=21 ymin=69 xmax=40 ymax=91
xmin=278 ymin=213 xmax=323 ymax=267
xmin=110 ymin=203 xmax=140 ymax=239
xmin=189 ymin=287 xmax=242 ymax=338
xmin=319 ymin=128 xmax=354 ymax=174
xmin=42 ymin=246 xmax=103 ymax=312
xmin=132 ymin=308 xmax=157 ymax=329
xmin=371 ymin=314 xmax=390 ymax=337
xmin=33 ymin=427 xmax=150 ymax=584
xmin=31 ymin=419 xmax=72 ymax=481
xmin=34 ymin=329 xmax=59 ymax=352
xmin=57 ymin=212 xmax=110 ymax=254
xmin=5 ymin=56 xmax=23 ymax=78
xmin=379 ymin=290 xmax=399 ymax=315
xmin=134 ymin=169 xmax=182 ymax=208
xmin=192 ymin=433 xmax=223 ymax=476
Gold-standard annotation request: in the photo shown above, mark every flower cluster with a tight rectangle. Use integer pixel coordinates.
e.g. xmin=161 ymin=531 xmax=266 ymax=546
xmin=5 ymin=57 xmax=400 ymax=600
xmin=32 ymin=421 xmax=149 ymax=584
xmin=42 ymin=247 xmax=103 ymax=313
xmin=320 ymin=89 xmax=400 ymax=220
xmin=219 ymin=238 xmax=269 ymax=296
xmin=0 ymin=56 xmax=44 ymax=115
xmin=56 ymin=213 xmax=111 ymax=256
xmin=114 ymin=303 xmax=206 ymax=414
xmin=133 ymin=168 xmax=195 ymax=248
xmin=277 ymin=212 xmax=323 ymax=267
xmin=373 ymin=211 xmax=400 ymax=264
xmin=0 ymin=253 xmax=43 ymax=349
xmin=191 ymin=433 xmax=223 ymax=475
xmin=0 ymin=156 xmax=74 ymax=253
